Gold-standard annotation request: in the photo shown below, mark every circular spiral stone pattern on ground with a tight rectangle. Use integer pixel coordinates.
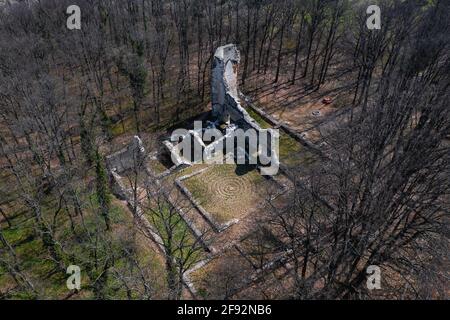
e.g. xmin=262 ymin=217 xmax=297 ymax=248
xmin=188 ymin=165 xmax=265 ymax=223
xmin=206 ymin=175 xmax=254 ymax=200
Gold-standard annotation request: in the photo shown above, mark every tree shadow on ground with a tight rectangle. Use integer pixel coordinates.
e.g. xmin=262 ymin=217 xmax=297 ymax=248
xmin=235 ymin=164 xmax=257 ymax=176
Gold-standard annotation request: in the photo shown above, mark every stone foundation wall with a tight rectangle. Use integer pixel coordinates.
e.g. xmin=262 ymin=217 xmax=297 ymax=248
xmin=176 ymin=165 xmax=288 ymax=234
xmin=175 ymin=168 xmax=235 ymax=233
xmin=106 ymin=136 xmax=146 ymax=174
xmin=240 ymin=93 xmax=327 ymax=158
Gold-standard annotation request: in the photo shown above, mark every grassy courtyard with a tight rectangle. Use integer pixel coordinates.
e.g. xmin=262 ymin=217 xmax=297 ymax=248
xmin=182 ymin=164 xmax=273 ymax=225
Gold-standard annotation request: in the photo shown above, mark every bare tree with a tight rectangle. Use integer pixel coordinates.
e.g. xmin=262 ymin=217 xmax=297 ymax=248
xmin=141 ymin=180 xmax=207 ymax=300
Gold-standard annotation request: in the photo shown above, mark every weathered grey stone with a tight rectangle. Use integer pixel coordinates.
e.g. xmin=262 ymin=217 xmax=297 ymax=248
xmin=106 ymin=135 xmax=146 ymax=173
xmin=211 ymin=46 xmax=261 ymax=128
xmin=211 ymin=44 xmax=241 ymax=123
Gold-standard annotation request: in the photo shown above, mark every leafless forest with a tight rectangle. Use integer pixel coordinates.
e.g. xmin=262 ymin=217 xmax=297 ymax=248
xmin=0 ymin=0 xmax=449 ymax=300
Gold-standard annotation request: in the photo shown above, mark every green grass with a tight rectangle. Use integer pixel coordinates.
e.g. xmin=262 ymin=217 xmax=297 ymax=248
xmin=149 ymin=158 xmax=168 ymax=174
xmin=279 ymin=132 xmax=306 ymax=166
xmin=2 ymin=224 xmax=33 ymax=244
xmin=144 ymin=204 xmax=205 ymax=266
xmin=280 ymin=132 xmax=317 ymax=167
xmin=244 ymin=105 xmax=316 ymax=166
xmin=245 ymin=107 xmax=272 ymax=129
xmin=184 ymin=177 xmax=207 ymax=205
xmin=2 ymin=231 xmax=69 ymax=299
xmin=0 ymin=182 xmax=168 ymax=299
xmin=111 ymin=117 xmax=136 ymax=137
xmin=183 ymin=164 xmax=267 ymax=224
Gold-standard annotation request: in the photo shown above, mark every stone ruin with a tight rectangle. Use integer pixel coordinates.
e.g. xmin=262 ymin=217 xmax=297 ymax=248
xmin=105 ymin=45 xmax=279 ymax=176
xmin=211 ymin=44 xmax=264 ymax=131
xmin=211 ymin=44 xmax=240 ymax=124
xmin=163 ymin=44 xmax=279 ymax=173
xmin=102 ymin=45 xmax=291 ymax=297
xmin=106 ymin=136 xmax=148 ymax=200
xmin=106 ymin=135 xmax=146 ymax=174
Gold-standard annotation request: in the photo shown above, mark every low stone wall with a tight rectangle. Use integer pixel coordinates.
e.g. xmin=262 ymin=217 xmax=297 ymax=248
xmin=106 ymin=137 xmax=217 ymax=298
xmin=107 ymin=159 xmax=211 ymax=299
xmin=175 ymin=168 xmax=236 ymax=233
xmin=278 ymin=163 xmax=336 ymax=212
xmin=109 ymin=169 xmax=166 ymax=253
xmin=225 ymin=93 xmax=262 ymax=131
xmin=154 ymin=163 xmax=189 ymax=180
xmin=240 ymin=92 xmax=327 ymax=159
xmin=226 ymin=248 xmax=293 ymax=299
xmin=109 ymin=170 xmax=131 ymax=201
xmin=162 ymin=140 xmax=189 ymax=167
xmin=184 ymin=241 xmax=294 ymax=300
xmin=176 ymin=165 xmax=288 ymax=235
xmin=166 ymin=194 xmax=213 ymax=254
xmin=106 ymin=136 xmax=146 ymax=173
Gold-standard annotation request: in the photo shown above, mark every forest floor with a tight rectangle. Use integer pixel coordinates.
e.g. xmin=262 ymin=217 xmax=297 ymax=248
xmin=241 ymin=59 xmax=356 ymax=143
xmin=0 ymin=174 xmax=168 ymax=299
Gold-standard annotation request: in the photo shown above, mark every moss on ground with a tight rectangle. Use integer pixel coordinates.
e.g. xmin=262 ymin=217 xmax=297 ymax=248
xmin=0 ymin=183 xmax=167 ymax=299
xmin=148 ymin=157 xmax=169 ymax=174
xmin=245 ymin=107 xmax=272 ymax=129
xmin=144 ymin=204 xmax=205 ymax=266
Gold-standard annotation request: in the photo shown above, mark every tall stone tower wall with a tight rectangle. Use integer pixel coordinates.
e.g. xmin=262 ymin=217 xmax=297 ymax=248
xmin=211 ymin=44 xmax=241 ymax=124
xmin=210 ymin=44 xmax=279 ymax=175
